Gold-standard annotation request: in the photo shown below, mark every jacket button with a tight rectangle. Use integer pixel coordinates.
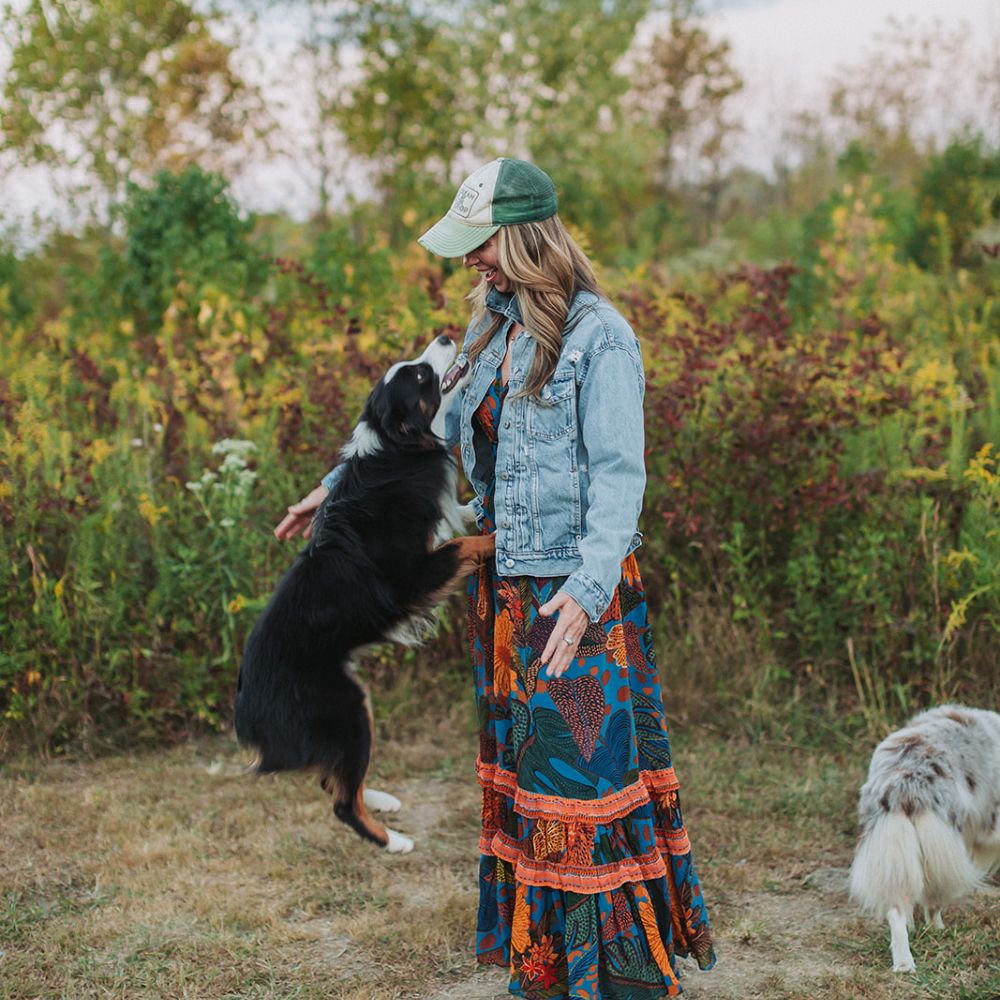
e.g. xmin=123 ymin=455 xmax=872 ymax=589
xmin=503 ymin=421 xmax=510 ymax=429
xmin=504 ymin=558 xmax=514 ymax=568
xmin=501 ymin=520 xmax=510 ymax=529
xmin=501 ymin=471 xmax=509 ymax=480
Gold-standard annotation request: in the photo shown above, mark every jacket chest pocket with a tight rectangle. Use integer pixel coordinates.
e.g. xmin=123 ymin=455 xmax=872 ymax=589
xmin=528 ymin=372 xmax=576 ymax=441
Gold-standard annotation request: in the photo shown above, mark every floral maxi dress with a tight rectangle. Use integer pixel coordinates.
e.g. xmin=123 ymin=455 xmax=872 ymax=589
xmin=469 ymin=371 xmax=716 ymax=999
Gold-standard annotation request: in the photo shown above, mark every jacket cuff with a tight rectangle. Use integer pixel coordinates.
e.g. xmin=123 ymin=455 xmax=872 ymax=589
xmin=559 ymin=570 xmax=611 ymax=624
xmin=320 ymin=465 xmax=342 ymax=492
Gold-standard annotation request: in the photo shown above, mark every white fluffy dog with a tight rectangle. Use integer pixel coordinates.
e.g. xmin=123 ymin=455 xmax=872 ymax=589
xmin=849 ymin=705 xmax=1000 ymax=972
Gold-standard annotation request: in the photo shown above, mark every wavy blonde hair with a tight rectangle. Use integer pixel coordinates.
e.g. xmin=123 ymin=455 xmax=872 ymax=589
xmin=466 ymin=216 xmax=603 ymax=398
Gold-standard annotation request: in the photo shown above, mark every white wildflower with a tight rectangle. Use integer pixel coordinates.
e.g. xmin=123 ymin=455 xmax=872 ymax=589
xmin=212 ymin=438 xmax=257 ymax=457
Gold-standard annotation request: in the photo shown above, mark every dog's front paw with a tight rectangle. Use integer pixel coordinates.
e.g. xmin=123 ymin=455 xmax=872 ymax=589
xmin=385 ymin=828 xmax=414 ymax=853
xmin=364 ymin=788 xmax=402 ymax=813
xmin=892 ymin=959 xmax=916 ymax=973
xmin=452 ymin=532 xmax=496 ymax=569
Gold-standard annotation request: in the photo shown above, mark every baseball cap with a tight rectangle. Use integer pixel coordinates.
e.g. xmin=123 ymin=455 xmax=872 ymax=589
xmin=418 ymin=158 xmax=558 ymax=258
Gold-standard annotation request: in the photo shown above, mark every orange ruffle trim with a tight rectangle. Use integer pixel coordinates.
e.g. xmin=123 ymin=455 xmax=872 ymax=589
xmin=491 ymin=830 xmax=667 ymax=893
xmin=477 ymin=758 xmax=681 ymax=822
xmin=477 ymin=758 xmax=694 ymax=893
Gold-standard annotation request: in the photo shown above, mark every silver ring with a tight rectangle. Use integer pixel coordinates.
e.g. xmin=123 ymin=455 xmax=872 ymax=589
xmin=562 ymin=636 xmax=574 ymax=646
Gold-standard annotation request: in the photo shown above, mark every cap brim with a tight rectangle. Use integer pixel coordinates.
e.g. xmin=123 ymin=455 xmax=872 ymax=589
xmin=417 ymin=216 xmax=500 ymax=258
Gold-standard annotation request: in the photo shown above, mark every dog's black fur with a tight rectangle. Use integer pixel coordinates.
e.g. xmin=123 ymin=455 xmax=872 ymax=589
xmin=235 ymin=342 xmax=489 ymax=849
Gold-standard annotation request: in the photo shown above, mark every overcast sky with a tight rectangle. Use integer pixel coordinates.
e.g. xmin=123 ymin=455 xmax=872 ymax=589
xmin=1 ymin=0 xmax=997 ymax=233
xmin=705 ymin=0 xmax=998 ymax=170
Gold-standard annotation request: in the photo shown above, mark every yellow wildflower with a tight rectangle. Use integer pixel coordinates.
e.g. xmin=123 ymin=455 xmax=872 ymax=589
xmin=90 ymin=438 xmax=113 ymax=464
xmin=137 ymin=492 xmax=169 ymax=527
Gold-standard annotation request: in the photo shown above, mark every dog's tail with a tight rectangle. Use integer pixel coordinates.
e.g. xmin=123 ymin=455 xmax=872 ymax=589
xmin=850 ymin=810 xmax=981 ymax=917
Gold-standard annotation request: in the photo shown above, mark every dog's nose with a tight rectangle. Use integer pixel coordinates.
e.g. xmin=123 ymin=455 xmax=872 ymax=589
xmin=436 ymin=334 xmax=453 ymax=347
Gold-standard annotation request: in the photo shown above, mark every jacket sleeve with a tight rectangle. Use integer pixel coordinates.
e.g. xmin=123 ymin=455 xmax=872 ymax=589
xmin=321 ymin=463 xmax=345 ymax=493
xmin=558 ymin=342 xmax=646 ymax=622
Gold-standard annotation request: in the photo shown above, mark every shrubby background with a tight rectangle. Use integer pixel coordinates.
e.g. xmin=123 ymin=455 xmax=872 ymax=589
xmin=1 ymin=0 xmax=998 ymax=756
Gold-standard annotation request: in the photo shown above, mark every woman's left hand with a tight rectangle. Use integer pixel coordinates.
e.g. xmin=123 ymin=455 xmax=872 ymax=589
xmin=538 ymin=591 xmax=589 ymax=678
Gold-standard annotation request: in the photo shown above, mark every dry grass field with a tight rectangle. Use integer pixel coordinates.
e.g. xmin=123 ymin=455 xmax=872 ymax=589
xmin=2 ymin=678 xmax=998 ymax=1000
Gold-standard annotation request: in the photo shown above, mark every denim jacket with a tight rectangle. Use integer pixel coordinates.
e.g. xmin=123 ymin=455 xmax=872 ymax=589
xmin=322 ymin=286 xmax=646 ymax=622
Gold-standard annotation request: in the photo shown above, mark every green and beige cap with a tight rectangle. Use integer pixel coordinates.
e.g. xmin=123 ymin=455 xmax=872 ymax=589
xmin=418 ymin=158 xmax=558 ymax=258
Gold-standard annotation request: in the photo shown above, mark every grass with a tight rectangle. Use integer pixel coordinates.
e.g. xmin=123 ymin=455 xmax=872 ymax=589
xmin=1 ymin=669 xmax=998 ymax=1000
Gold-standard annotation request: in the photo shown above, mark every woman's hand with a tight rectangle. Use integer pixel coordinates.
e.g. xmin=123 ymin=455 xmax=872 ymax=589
xmin=274 ymin=484 xmax=329 ymax=540
xmin=538 ymin=591 xmax=589 ymax=678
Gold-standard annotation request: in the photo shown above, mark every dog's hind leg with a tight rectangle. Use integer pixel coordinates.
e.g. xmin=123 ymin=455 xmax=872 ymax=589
xmin=320 ymin=690 xmax=412 ymax=853
xmin=887 ymin=906 xmax=915 ymax=972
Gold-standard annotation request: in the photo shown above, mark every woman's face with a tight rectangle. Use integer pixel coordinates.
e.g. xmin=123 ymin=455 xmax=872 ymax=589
xmin=463 ymin=234 xmax=511 ymax=293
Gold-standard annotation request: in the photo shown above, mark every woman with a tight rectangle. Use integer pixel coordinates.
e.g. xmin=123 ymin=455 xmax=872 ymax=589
xmin=277 ymin=158 xmax=715 ymax=998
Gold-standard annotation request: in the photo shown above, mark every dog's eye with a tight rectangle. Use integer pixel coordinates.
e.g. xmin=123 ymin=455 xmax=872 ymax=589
xmin=415 ymin=369 xmax=426 ymax=382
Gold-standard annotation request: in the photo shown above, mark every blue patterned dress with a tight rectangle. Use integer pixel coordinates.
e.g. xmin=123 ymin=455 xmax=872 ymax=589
xmin=469 ymin=369 xmax=716 ymax=998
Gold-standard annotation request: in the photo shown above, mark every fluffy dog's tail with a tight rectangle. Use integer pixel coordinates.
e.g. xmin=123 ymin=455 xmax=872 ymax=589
xmin=850 ymin=810 xmax=982 ymax=917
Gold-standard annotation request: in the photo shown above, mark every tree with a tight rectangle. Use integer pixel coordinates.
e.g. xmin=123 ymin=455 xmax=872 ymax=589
xmin=907 ymin=135 xmax=1000 ymax=270
xmin=113 ymin=166 xmax=268 ymax=332
xmin=329 ymin=0 xmax=477 ymax=239
xmin=0 ymin=0 xmax=270 ymax=218
xmin=470 ymin=0 xmax=651 ymax=253
xmin=332 ymin=0 xmax=651 ymax=251
xmin=628 ymin=0 xmax=743 ymax=242
xmin=825 ymin=18 xmax=985 ymax=186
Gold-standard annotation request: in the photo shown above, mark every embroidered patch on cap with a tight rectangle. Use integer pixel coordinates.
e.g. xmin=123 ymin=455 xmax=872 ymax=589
xmin=452 ymin=185 xmax=479 ymax=218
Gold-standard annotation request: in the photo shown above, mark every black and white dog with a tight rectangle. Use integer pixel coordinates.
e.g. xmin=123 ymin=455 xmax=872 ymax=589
xmin=849 ymin=705 xmax=1000 ymax=971
xmin=235 ymin=335 xmax=491 ymax=853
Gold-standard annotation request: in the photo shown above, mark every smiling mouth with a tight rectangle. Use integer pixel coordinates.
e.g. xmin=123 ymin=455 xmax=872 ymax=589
xmin=440 ymin=359 xmax=469 ymax=394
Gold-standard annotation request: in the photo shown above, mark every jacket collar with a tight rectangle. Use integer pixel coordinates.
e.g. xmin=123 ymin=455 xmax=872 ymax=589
xmin=485 ymin=286 xmax=522 ymax=324
xmin=485 ymin=286 xmax=600 ymax=329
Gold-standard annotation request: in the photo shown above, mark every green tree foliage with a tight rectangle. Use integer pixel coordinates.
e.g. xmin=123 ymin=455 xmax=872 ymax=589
xmin=113 ymin=166 xmax=268 ymax=332
xmin=907 ymin=135 xmax=1000 ymax=270
xmin=330 ymin=0 xmax=477 ymax=235
xmin=326 ymin=0 xmax=745 ymax=254
xmin=0 ymin=0 xmax=268 ymax=214
xmin=467 ymin=0 xmax=651 ymax=252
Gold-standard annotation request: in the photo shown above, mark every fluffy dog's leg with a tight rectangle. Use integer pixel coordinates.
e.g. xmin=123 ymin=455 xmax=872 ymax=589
xmin=887 ymin=906 xmax=915 ymax=972
xmin=850 ymin=811 xmax=923 ymax=972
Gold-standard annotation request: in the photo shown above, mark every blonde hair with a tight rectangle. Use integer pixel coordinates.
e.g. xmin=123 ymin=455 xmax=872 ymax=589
xmin=466 ymin=216 xmax=603 ymax=398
